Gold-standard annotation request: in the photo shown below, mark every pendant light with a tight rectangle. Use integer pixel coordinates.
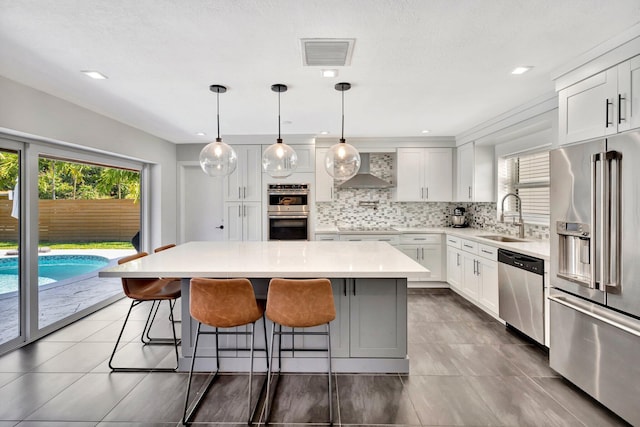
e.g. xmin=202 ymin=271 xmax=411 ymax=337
xmin=199 ymin=85 xmax=238 ymax=177
xmin=262 ymin=83 xmax=298 ymax=178
xmin=324 ymin=82 xmax=361 ymax=180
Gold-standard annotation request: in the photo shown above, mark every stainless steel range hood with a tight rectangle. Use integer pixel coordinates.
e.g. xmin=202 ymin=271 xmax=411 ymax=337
xmin=338 ymin=153 xmax=393 ymax=189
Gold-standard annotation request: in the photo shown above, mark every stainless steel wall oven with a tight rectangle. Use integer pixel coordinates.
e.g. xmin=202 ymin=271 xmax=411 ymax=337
xmin=267 ymin=184 xmax=309 ymax=240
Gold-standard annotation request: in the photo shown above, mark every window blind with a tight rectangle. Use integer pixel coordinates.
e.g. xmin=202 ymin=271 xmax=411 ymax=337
xmin=502 ymin=151 xmax=549 ymax=222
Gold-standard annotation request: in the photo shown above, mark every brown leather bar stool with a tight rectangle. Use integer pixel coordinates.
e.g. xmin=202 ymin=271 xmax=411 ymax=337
xmin=183 ymin=278 xmax=269 ymax=425
xmin=108 ymin=252 xmax=181 ymax=372
xmin=264 ymin=278 xmax=336 ymax=425
xmin=141 ymin=243 xmax=181 ymax=343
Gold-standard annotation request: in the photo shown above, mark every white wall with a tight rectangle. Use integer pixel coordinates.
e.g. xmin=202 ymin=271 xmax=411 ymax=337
xmin=0 ymin=75 xmax=178 ymax=247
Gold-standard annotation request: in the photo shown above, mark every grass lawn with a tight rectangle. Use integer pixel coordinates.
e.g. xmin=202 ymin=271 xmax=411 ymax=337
xmin=0 ymin=241 xmax=135 ymax=250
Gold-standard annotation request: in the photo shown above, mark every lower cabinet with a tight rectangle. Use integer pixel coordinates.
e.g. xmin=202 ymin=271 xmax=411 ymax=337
xmin=398 ymin=234 xmax=443 ymax=282
xmin=288 ymin=278 xmax=407 ymax=358
xmin=224 ymin=202 xmax=262 ymax=241
xmin=446 ymin=235 xmax=499 ymax=317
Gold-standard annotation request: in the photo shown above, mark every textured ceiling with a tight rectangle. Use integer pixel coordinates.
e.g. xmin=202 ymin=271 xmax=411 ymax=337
xmin=0 ymin=0 xmax=639 ymax=144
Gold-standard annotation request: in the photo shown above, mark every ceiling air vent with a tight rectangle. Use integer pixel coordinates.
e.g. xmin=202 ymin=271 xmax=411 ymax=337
xmin=301 ymin=38 xmax=355 ymax=66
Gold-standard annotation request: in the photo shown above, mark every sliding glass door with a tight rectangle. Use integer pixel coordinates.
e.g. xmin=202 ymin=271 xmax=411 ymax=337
xmin=0 ymin=144 xmax=23 ymax=351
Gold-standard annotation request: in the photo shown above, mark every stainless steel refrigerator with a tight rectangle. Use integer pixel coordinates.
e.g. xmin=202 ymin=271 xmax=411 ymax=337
xmin=549 ymin=132 xmax=640 ymax=426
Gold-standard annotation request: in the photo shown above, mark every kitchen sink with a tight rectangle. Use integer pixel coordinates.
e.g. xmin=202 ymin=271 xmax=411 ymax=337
xmin=479 ymin=235 xmax=528 ymax=243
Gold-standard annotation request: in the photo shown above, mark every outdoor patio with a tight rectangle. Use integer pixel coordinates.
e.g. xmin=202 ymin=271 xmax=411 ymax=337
xmin=0 ymin=249 xmax=134 ymax=344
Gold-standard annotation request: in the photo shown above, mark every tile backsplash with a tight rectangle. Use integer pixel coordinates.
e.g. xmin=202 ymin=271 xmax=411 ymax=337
xmin=315 ymin=153 xmax=550 ymax=240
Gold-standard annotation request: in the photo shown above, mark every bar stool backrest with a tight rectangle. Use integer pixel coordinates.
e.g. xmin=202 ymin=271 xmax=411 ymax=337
xmin=266 ymin=278 xmax=336 ymax=328
xmin=190 ymin=278 xmax=263 ymax=328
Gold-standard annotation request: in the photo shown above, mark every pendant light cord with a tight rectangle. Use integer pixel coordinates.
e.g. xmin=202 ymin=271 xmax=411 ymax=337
xmin=341 ymin=88 xmax=345 ymax=142
xmin=216 ymin=91 xmax=221 ymax=140
xmin=277 ymin=90 xmax=281 ymax=141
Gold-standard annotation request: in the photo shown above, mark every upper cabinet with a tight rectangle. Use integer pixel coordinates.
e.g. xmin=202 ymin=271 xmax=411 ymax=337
xmin=455 ymin=143 xmax=494 ymax=202
xmin=224 ymin=145 xmax=262 ymax=202
xmin=315 ymin=147 xmax=334 ymax=202
xmin=395 ymin=148 xmax=453 ymax=202
xmin=558 ymin=55 xmax=640 ymax=145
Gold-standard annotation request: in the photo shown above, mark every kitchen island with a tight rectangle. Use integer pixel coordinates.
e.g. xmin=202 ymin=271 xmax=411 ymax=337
xmin=99 ymin=240 xmax=429 ymax=373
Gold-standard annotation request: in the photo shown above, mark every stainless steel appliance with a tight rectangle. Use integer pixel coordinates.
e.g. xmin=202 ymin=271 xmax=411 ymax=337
xmin=451 ymin=206 xmax=467 ymax=228
xmin=267 ymin=184 xmax=309 ymax=240
xmin=497 ymin=249 xmax=544 ymax=344
xmin=549 ymin=133 xmax=640 ymax=426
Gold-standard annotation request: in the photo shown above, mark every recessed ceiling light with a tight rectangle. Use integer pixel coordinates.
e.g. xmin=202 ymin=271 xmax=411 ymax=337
xmin=81 ymin=70 xmax=108 ymax=80
xmin=283 ymin=120 xmax=293 ymax=125
xmin=421 ymin=129 xmax=430 ymax=134
xmin=511 ymin=66 xmax=533 ymax=75
xmin=196 ymin=132 xmax=206 ymax=136
xmin=322 ymin=69 xmax=338 ymax=78
xmin=320 ymin=131 xmax=329 ymax=135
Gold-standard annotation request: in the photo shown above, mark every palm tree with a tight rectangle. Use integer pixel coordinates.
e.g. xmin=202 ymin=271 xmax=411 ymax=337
xmin=62 ymin=162 xmax=86 ymax=199
xmin=0 ymin=151 xmax=19 ymax=190
xmin=97 ymin=168 xmax=139 ymax=199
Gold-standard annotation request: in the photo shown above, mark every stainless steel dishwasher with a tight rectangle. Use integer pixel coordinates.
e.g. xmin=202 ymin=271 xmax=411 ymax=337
xmin=497 ymin=249 xmax=544 ymax=344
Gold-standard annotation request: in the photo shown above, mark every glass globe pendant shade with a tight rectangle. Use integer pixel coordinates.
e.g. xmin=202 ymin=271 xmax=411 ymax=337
xmin=262 ymin=140 xmax=298 ymax=178
xmin=199 ymin=138 xmax=238 ymax=177
xmin=324 ymin=140 xmax=361 ymax=180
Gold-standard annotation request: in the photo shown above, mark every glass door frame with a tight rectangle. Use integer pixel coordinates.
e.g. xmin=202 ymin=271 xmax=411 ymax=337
xmin=0 ymin=137 xmax=26 ymax=354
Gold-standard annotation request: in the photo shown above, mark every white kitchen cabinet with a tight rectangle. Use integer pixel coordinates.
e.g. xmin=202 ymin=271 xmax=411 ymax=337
xmin=558 ymin=55 xmax=640 ymax=145
xmin=225 ymin=145 xmax=262 ymax=202
xmin=446 ymin=235 xmax=499 ymax=317
xmin=285 ymin=144 xmax=315 ymax=173
xmin=315 ymin=147 xmax=334 ymax=202
xmin=396 ymin=148 xmax=453 ymax=201
xmin=398 ymin=233 xmax=443 ymax=282
xmin=224 ymin=201 xmax=262 ymax=241
xmin=456 ymin=143 xmax=494 ymax=202
xmin=339 ymin=233 xmax=399 ymax=245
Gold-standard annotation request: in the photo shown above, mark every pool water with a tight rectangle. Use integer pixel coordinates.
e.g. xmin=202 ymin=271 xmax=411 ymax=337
xmin=0 ymin=255 xmax=110 ymax=294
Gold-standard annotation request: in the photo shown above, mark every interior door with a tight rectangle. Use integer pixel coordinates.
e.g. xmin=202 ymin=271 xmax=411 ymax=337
xmin=179 ymin=162 xmax=224 ymax=242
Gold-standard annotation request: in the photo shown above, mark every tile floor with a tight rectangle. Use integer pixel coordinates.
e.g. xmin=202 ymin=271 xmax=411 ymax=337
xmin=0 ymin=288 xmax=630 ymax=426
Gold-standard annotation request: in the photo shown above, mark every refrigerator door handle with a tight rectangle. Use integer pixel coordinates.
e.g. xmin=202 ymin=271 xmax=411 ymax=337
xmin=549 ymin=294 xmax=640 ymax=338
xmin=605 ymin=150 xmax=622 ymax=293
xmin=591 ymin=152 xmax=601 ymax=290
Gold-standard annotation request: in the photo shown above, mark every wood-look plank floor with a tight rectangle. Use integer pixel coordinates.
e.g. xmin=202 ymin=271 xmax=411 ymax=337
xmin=0 ymin=289 xmax=630 ymax=426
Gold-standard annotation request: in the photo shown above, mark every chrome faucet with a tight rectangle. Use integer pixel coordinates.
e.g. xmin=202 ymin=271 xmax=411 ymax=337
xmin=500 ymin=192 xmax=525 ymax=238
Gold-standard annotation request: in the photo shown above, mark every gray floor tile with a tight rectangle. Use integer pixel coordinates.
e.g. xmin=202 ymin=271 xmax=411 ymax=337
xmin=0 ymin=372 xmax=22 ymax=387
xmin=0 ymin=422 xmax=17 ymax=427
xmin=408 ymin=342 xmax=461 ymax=376
xmin=0 ymin=341 xmax=75 ymax=373
xmin=81 ymin=319 xmax=146 ymax=343
xmin=101 ymin=372 xmax=192 ymax=423
xmin=533 ymin=377 xmax=632 ymax=427
xmin=16 ymin=422 xmax=95 ymax=426
xmin=448 ymin=344 xmax=522 ymax=376
xmin=101 ymin=340 xmax=176 ymax=372
xmin=0 ymin=372 xmax=83 ymax=419
xmin=41 ymin=320 xmax=115 ymax=342
xmin=466 ymin=375 xmax=584 ymax=426
xmin=25 ymin=372 xmax=146 ymax=422
xmin=31 ymin=342 xmax=113 ymax=373
xmin=189 ymin=374 xmax=267 ymax=423
xmin=499 ymin=344 xmax=558 ymax=378
xmin=261 ymin=374 xmax=337 ymax=424
xmin=402 ymin=375 xmax=500 ymax=426
xmin=337 ymin=374 xmax=421 ymax=425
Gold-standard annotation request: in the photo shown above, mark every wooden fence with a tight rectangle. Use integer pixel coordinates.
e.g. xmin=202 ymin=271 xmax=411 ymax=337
xmin=0 ymin=199 xmax=140 ymax=242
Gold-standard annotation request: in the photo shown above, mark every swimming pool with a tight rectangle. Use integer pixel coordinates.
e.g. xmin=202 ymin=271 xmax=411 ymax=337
xmin=0 ymin=255 xmax=110 ymax=295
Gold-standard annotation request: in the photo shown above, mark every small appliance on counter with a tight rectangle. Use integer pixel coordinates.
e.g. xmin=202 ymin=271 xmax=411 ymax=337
xmin=451 ymin=207 xmax=468 ymax=228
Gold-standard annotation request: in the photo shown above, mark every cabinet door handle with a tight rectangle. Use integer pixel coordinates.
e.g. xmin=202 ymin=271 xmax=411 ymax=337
xmin=476 ymin=260 xmax=481 ymax=276
xmin=416 ymin=248 xmax=420 ymax=259
xmin=421 ymin=248 xmax=424 ymax=259
xmin=243 ymin=205 xmax=247 ymax=217
xmin=618 ymin=94 xmax=626 ymax=124
xmin=606 ymin=98 xmax=613 ymax=127
xmin=238 ymin=205 xmax=241 ymax=217
xmin=481 ymin=249 xmax=493 ymax=254
xmin=353 ymin=280 xmax=356 ymax=296
xmin=463 ymin=244 xmax=473 ymax=249
xmin=244 ymin=186 xmax=247 ymax=199
xmin=425 ymin=187 xmax=429 ymax=199
xmin=468 ymin=186 xmax=472 ymax=199
xmin=456 ymin=253 xmax=460 ymax=266
xmin=421 ymin=187 xmax=424 ymax=199
xmin=473 ymin=259 xmax=477 ymax=275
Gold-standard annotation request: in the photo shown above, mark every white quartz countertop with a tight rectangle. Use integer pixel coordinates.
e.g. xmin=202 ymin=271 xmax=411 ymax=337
xmin=99 ymin=240 xmax=429 ymax=280
xmin=314 ymin=226 xmax=550 ymax=260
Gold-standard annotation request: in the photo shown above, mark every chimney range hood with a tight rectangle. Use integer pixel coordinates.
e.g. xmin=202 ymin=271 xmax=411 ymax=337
xmin=338 ymin=153 xmax=393 ymax=189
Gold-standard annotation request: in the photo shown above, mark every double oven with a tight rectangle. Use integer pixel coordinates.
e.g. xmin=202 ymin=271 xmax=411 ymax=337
xmin=267 ymin=184 xmax=310 ymax=240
